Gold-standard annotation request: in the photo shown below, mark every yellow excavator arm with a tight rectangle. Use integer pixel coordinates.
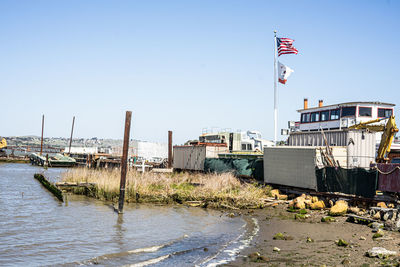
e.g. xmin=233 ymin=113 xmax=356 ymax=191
xmin=0 ymin=138 xmax=7 ymax=149
xmin=349 ymin=116 xmax=399 ymax=163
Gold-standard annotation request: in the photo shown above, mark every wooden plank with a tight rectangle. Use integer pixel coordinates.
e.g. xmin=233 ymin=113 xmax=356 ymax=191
xmin=34 ymin=173 xmax=63 ymax=202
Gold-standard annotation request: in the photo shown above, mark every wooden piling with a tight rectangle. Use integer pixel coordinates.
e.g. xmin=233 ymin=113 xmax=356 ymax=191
xmin=118 ymin=111 xmax=132 ymax=213
xmin=34 ymin=173 xmax=63 ymax=202
xmin=168 ymin=130 xmax=173 ymax=168
xmin=68 ymin=116 xmax=75 ymax=154
xmin=40 ymin=115 xmax=44 ymax=156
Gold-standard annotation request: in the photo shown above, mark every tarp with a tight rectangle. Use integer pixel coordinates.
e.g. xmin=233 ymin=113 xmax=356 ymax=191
xmin=316 ymin=167 xmax=377 ymax=198
xmin=204 ymin=158 xmax=264 ymax=181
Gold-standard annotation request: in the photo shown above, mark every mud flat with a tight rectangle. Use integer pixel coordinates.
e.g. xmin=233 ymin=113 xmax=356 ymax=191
xmin=227 ymin=206 xmax=400 ymax=266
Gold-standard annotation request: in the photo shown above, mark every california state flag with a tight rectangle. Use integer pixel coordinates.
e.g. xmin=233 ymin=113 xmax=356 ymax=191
xmin=278 ymin=61 xmax=294 ymax=84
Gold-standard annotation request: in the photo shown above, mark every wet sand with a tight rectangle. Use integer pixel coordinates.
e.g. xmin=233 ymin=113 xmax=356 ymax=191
xmin=227 ymin=205 xmax=400 ymax=266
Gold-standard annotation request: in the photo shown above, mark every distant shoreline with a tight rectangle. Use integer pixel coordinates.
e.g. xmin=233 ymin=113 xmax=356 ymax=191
xmin=0 ymin=157 xmax=29 ymax=163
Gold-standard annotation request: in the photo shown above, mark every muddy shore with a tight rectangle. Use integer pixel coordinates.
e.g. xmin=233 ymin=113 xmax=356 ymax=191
xmin=227 ymin=205 xmax=400 ymax=266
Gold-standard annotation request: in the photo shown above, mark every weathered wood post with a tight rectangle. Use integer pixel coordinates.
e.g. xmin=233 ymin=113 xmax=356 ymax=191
xmin=68 ymin=116 xmax=75 ymax=154
xmin=40 ymin=115 xmax=44 ymax=156
xmin=168 ymin=130 xmax=173 ymax=168
xmin=118 ymin=111 xmax=132 ymax=214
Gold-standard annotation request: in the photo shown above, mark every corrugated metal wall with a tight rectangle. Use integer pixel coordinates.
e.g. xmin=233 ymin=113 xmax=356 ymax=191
xmin=347 ymin=131 xmax=376 ymax=168
xmin=264 ymin=147 xmax=318 ymax=190
xmin=173 ymin=146 xmax=228 ymax=171
xmin=288 ymin=130 xmax=375 ymax=168
xmin=315 ymin=147 xmax=348 ymax=168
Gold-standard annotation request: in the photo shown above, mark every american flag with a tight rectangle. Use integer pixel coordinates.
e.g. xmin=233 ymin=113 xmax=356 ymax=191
xmin=277 ymin=37 xmax=298 ymax=56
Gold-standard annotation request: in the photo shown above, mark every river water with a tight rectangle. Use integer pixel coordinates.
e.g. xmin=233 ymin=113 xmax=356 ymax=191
xmin=0 ymin=163 xmax=257 ymax=266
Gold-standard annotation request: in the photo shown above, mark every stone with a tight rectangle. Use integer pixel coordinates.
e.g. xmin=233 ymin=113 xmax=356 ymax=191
xmin=273 ymin=247 xmax=280 ymax=252
xmin=306 ymin=237 xmax=314 ymax=243
xmin=341 ymin=259 xmax=351 ymax=265
xmin=304 ymin=199 xmax=312 ymax=208
xmin=356 ymin=210 xmax=366 ymax=216
xmin=329 ymin=200 xmax=348 ymax=216
xmin=336 ymin=239 xmax=349 ymax=247
xmin=273 ymin=232 xmax=285 ymax=240
xmin=321 ymin=216 xmax=336 ymax=223
xmin=248 ymin=252 xmax=269 ymax=263
xmin=383 ymin=212 xmax=390 ymax=221
xmin=311 ymin=196 xmax=319 ymax=203
xmin=270 ymin=189 xmax=280 ymax=199
xmin=366 ymin=247 xmax=397 ymax=258
xmin=295 ymin=213 xmax=307 ymax=221
xmin=360 ymin=236 xmax=366 ymax=240
xmin=373 ymin=211 xmax=381 ymax=220
xmin=278 ymin=194 xmax=288 ymax=200
xmin=310 ymin=200 xmax=325 ymax=210
xmin=372 ymin=229 xmax=384 ymax=239
xmin=384 ymin=219 xmax=400 ymax=231
xmin=377 ymin=202 xmax=388 ymax=209
xmin=370 ymin=222 xmax=384 ymax=230
xmin=272 ymin=233 xmax=293 ymax=240
xmin=295 ymin=201 xmax=306 ymax=210
xmin=228 ymin=213 xmax=236 ymax=218
xmin=292 ymin=196 xmax=306 ymax=209
xmin=348 ymin=206 xmax=360 ymax=214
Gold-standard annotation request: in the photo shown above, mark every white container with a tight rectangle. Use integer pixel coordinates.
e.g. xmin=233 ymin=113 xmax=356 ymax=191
xmin=288 ymin=129 xmax=376 ymax=168
xmin=264 ymin=146 xmax=319 ymax=190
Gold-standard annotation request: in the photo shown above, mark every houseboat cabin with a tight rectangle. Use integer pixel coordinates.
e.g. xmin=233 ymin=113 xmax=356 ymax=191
xmin=296 ymin=99 xmax=395 ymax=132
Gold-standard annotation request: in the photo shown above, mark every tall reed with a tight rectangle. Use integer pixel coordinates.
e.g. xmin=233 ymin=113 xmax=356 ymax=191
xmin=61 ymin=168 xmax=271 ymax=209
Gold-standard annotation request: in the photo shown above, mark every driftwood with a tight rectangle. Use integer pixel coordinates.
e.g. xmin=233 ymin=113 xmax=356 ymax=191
xmin=346 ymin=214 xmax=377 ymax=225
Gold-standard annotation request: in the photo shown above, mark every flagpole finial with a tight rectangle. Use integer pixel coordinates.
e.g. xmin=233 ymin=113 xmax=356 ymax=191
xmin=274 ymin=30 xmax=277 ymax=33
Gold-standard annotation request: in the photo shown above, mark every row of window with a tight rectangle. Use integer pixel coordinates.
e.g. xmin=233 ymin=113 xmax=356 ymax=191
xmin=300 ymin=107 xmax=393 ymax=123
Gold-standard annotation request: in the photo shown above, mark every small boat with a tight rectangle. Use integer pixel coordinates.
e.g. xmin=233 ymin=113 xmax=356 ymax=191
xmin=29 ymin=153 xmax=76 ymax=167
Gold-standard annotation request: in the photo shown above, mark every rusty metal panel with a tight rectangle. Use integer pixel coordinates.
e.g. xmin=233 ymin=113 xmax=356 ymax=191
xmin=377 ymin=163 xmax=400 ymax=192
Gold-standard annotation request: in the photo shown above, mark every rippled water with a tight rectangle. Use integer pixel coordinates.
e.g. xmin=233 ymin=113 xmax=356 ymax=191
xmin=0 ymin=163 xmax=257 ymax=266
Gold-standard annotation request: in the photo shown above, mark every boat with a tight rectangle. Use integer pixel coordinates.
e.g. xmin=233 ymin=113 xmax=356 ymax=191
xmin=30 ymin=153 xmax=76 ymax=167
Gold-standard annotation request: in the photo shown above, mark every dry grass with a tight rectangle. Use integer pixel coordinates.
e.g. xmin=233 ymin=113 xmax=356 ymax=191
xmin=61 ymin=168 xmax=271 ymax=209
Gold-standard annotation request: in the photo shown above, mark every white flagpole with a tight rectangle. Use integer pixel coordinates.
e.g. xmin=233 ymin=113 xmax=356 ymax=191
xmin=273 ymin=30 xmax=278 ymax=145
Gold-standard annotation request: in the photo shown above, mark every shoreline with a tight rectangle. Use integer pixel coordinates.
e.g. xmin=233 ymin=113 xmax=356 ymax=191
xmin=19 ymin=164 xmax=400 ymax=265
xmin=227 ymin=206 xmax=400 ymax=266
xmin=0 ymin=157 xmax=29 ymax=163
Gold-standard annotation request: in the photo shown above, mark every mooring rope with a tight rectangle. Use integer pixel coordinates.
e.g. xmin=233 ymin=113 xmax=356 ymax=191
xmin=372 ymin=166 xmax=400 ymax=175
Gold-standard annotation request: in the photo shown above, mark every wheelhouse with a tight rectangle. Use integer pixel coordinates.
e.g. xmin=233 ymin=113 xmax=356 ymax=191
xmin=296 ymin=100 xmax=395 ymax=132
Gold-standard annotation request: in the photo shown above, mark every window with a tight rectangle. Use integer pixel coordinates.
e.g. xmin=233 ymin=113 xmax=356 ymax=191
xmin=310 ymin=112 xmax=320 ymax=122
xmin=247 ymin=144 xmax=252 ymax=150
xmin=241 ymin=144 xmax=247 ymax=150
xmin=330 ymin=109 xmax=340 ymax=120
xmin=320 ymin=110 xmax=329 ymax=121
xmin=378 ymin=108 xmax=393 ymax=118
xmin=359 ymin=107 xmax=372 ymax=117
xmin=341 ymin=106 xmax=356 ymax=117
xmin=301 ymin=113 xmax=310 ymax=123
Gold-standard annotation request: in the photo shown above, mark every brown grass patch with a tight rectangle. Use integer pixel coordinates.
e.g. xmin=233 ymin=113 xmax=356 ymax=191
xmin=61 ymin=168 xmax=271 ymax=209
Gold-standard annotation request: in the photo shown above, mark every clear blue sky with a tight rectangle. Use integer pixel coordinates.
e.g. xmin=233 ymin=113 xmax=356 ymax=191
xmin=1 ymin=0 xmax=399 ymax=144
